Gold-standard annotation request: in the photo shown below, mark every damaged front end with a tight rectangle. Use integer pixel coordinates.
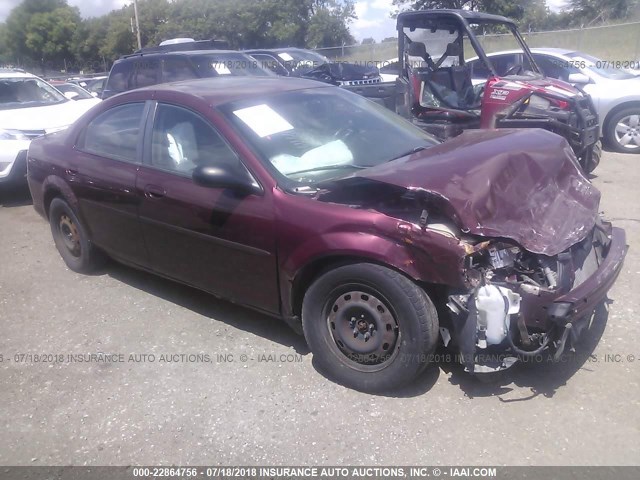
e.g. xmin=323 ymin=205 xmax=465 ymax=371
xmin=318 ymin=128 xmax=627 ymax=376
xmin=447 ymin=218 xmax=627 ymax=374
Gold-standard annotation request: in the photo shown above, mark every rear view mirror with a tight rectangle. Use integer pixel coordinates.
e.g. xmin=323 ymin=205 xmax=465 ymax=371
xmin=567 ymin=72 xmax=590 ymax=85
xmin=192 ymin=164 xmax=260 ymax=196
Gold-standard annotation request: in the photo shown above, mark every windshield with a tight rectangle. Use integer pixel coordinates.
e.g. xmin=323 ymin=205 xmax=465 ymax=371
xmin=0 ymin=76 xmax=67 ymax=110
xmin=220 ymin=87 xmax=439 ymax=185
xmin=275 ymin=50 xmax=329 ymax=75
xmin=565 ymin=52 xmax=635 ymax=80
xmin=54 ymin=83 xmax=94 ymax=100
xmin=193 ymin=53 xmax=274 ymax=77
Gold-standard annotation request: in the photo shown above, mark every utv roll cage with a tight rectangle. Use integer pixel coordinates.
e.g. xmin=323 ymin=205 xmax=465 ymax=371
xmin=396 ymin=9 xmax=542 ymax=79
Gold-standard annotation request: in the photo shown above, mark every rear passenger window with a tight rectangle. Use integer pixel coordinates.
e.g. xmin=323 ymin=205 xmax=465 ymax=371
xmin=162 ymin=57 xmax=197 ymax=82
xmin=133 ymin=59 xmax=160 ymax=88
xmin=79 ymin=103 xmax=145 ymax=163
xmin=104 ymin=62 xmax=131 ymax=95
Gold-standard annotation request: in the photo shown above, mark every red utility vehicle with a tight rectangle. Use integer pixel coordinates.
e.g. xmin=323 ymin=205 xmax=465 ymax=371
xmin=348 ymin=10 xmax=601 ymax=173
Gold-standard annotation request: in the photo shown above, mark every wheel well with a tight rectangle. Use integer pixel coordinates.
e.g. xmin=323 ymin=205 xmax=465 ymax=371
xmin=43 ymin=187 xmax=62 ymax=219
xmin=290 ymin=255 xmax=441 ymax=318
xmin=603 ymin=101 xmax=640 ymax=133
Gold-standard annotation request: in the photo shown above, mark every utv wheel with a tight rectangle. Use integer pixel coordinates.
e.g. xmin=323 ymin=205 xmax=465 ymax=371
xmin=49 ymin=198 xmax=105 ymax=273
xmin=302 ymin=263 xmax=439 ymax=392
xmin=605 ymin=108 xmax=640 ymax=154
xmin=585 ymin=141 xmax=601 ymax=174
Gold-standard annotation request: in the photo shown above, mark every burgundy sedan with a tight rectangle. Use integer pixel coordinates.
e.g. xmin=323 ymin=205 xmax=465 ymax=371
xmin=27 ymin=77 xmax=627 ymax=391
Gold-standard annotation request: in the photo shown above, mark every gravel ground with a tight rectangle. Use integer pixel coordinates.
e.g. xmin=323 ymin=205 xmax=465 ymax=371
xmin=0 ymin=150 xmax=638 ymax=466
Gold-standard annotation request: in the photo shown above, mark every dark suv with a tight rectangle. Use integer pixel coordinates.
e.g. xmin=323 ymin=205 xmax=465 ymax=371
xmin=102 ymin=50 xmax=273 ymax=99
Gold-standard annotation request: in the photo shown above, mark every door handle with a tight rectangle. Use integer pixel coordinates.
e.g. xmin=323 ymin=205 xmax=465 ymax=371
xmin=144 ymin=185 xmax=166 ymax=199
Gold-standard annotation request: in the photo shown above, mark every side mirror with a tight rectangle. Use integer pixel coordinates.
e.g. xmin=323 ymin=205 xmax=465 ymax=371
xmin=567 ymin=72 xmax=590 ymax=85
xmin=64 ymin=91 xmax=79 ymax=100
xmin=192 ymin=164 xmax=259 ymax=195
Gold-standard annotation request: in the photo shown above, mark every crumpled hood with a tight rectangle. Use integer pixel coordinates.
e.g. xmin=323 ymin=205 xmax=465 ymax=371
xmin=348 ymin=129 xmax=600 ymax=256
xmin=0 ymin=100 xmax=96 ymax=132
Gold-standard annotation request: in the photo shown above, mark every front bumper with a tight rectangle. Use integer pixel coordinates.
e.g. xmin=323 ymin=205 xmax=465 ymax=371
xmin=497 ymin=92 xmax=599 ymax=155
xmin=450 ymin=222 xmax=627 ymax=373
xmin=548 ymin=226 xmax=627 ymax=323
xmin=0 ymin=149 xmax=28 ymax=184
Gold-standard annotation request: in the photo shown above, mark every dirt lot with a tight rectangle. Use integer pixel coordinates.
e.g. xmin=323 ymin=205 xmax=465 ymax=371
xmin=0 ymin=151 xmax=638 ymax=466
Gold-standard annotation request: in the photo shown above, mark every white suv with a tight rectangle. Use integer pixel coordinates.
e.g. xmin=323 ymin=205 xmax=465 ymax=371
xmin=0 ymin=70 xmax=99 ymax=185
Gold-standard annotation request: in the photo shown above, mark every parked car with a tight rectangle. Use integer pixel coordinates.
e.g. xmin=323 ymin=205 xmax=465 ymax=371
xmin=102 ymin=50 xmax=273 ymax=99
xmin=468 ymin=48 xmax=640 ymax=154
xmin=246 ymin=48 xmax=382 ymax=86
xmin=68 ymin=76 xmax=108 ymax=98
xmin=0 ymin=69 xmax=98 ymax=185
xmin=27 ymin=77 xmax=627 ymax=392
xmin=378 ymin=58 xmax=400 ymax=82
xmin=49 ymin=81 xmax=102 ymax=105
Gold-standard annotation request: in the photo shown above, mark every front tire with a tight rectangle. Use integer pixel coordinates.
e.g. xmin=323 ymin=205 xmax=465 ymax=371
xmin=605 ymin=108 xmax=640 ymax=154
xmin=49 ymin=197 xmax=105 ymax=273
xmin=302 ymin=263 xmax=439 ymax=392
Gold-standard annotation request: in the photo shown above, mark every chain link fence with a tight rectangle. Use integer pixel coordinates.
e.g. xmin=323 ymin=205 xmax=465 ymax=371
xmin=315 ymin=21 xmax=640 ymax=64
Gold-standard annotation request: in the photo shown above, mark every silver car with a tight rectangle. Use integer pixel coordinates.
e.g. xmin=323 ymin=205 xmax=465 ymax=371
xmin=469 ymin=48 xmax=640 ymax=154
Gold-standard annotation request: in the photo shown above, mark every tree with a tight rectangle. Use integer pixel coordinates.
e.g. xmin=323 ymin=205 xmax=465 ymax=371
xmin=568 ymin=0 xmax=637 ymax=25
xmin=25 ymin=6 xmax=81 ymax=67
xmin=3 ymin=0 xmax=74 ymax=65
xmin=0 ymin=0 xmax=358 ymax=71
xmin=391 ymin=0 xmax=530 ymax=22
xmin=307 ymin=8 xmax=355 ymax=47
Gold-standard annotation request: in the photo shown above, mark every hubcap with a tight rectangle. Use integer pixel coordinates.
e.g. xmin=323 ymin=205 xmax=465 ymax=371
xmin=614 ymin=114 xmax=640 ymax=150
xmin=59 ymin=214 xmax=81 ymax=257
xmin=327 ymin=290 xmax=399 ymax=366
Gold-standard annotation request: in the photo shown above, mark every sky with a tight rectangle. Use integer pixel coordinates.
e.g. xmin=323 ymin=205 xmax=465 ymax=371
xmin=0 ymin=0 xmax=569 ymax=41
xmin=0 ymin=0 xmax=130 ymax=22
xmin=351 ymin=0 xmax=569 ymax=41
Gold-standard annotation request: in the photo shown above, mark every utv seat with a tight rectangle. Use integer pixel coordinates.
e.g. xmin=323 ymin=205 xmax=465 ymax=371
xmin=426 ymin=65 xmax=477 ymax=109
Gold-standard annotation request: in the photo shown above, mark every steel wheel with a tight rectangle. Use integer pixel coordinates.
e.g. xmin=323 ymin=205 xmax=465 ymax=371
xmin=58 ymin=214 xmax=81 ymax=257
xmin=327 ymin=289 xmax=400 ymax=369
xmin=49 ymin=197 xmax=106 ymax=273
xmin=302 ymin=263 xmax=439 ymax=392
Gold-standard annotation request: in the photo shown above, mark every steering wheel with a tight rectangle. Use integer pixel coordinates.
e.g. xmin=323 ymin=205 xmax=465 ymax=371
xmin=504 ymin=63 xmax=524 ymax=76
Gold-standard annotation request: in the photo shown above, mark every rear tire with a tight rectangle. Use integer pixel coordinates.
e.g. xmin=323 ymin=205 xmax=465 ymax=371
xmin=49 ymin=197 xmax=105 ymax=273
xmin=302 ymin=263 xmax=439 ymax=392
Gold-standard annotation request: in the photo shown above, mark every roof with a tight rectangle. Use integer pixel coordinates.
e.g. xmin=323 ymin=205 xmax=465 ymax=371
xmin=135 ymin=76 xmax=330 ymax=107
xmin=397 ymin=9 xmax=514 ymax=25
xmin=0 ymin=70 xmax=35 ymax=79
xmin=121 ymin=49 xmax=244 ymax=60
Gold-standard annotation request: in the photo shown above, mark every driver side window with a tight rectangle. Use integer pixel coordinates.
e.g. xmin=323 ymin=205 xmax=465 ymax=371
xmin=150 ymin=104 xmax=240 ymax=175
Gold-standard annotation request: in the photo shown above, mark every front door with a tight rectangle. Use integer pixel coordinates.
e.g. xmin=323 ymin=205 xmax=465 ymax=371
xmin=135 ymin=103 xmax=279 ymax=313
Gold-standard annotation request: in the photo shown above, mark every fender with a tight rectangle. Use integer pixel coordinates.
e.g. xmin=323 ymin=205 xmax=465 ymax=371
xmin=280 ymin=230 xmax=465 ymax=318
xmin=41 ymin=174 xmax=80 ymax=218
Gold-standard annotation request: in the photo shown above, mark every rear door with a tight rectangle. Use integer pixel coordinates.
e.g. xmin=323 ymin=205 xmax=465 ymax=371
xmin=135 ymin=102 xmax=279 ymax=313
xmin=73 ymin=101 xmax=150 ymax=265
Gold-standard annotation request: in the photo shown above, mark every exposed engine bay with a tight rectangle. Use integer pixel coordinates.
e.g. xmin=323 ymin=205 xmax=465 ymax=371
xmin=448 ymin=220 xmax=614 ymax=373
